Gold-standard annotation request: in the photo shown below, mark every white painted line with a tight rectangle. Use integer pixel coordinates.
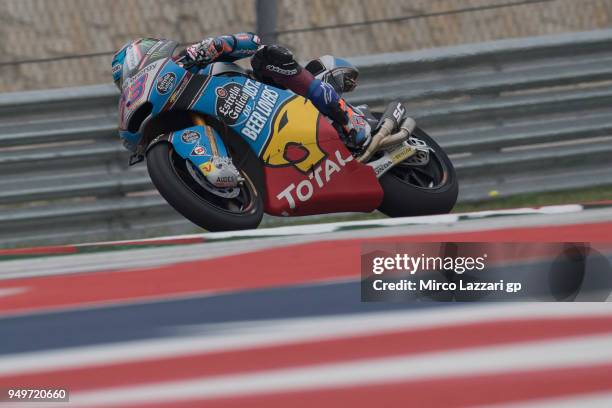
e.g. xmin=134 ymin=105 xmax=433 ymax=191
xmin=489 ymin=391 xmax=612 ymax=408
xmin=465 ymin=205 xmax=583 ymax=219
xmin=79 ymin=205 xmax=582 ymax=245
xmin=0 ymin=287 xmax=28 ymax=298
xmin=0 ymin=303 xmax=609 ymax=376
xmin=57 ymin=334 xmax=612 ymax=407
xmin=0 ymin=205 xmax=599 ymax=281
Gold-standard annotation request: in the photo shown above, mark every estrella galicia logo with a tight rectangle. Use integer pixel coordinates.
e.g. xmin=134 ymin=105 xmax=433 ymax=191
xmin=215 ymin=83 xmax=252 ymax=126
xmin=156 ymin=72 xmax=177 ymax=95
xmin=181 ymin=129 xmax=200 ymax=144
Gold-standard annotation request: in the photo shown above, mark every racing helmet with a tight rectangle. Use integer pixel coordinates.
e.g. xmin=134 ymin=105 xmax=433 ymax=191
xmin=111 ymin=38 xmax=160 ymax=90
xmin=305 ymin=55 xmax=359 ymax=94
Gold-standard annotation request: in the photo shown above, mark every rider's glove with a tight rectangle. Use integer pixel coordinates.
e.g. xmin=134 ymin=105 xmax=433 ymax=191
xmin=186 ymin=38 xmax=224 ymax=64
xmin=251 ymin=45 xmax=300 ymax=78
xmin=328 ymin=99 xmax=371 ymax=149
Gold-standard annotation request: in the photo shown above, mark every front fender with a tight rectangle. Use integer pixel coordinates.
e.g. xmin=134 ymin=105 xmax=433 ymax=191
xmin=146 ymin=133 xmax=172 ymax=152
xmin=147 ymin=124 xmax=230 ymax=171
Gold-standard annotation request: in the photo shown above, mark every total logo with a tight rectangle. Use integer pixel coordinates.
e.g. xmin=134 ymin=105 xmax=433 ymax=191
xmin=275 ymin=150 xmax=353 ymax=210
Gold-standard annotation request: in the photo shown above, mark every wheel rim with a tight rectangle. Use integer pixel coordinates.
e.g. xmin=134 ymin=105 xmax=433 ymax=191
xmin=168 ymin=148 xmax=257 ymax=215
xmin=388 ymin=138 xmax=450 ymax=190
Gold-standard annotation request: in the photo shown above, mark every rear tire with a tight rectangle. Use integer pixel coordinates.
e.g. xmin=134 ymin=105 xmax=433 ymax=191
xmin=378 ymin=127 xmax=458 ymax=217
xmin=147 ymin=142 xmax=264 ymax=231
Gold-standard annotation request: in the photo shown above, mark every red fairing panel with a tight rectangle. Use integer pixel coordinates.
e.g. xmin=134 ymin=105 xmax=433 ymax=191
xmin=263 ymin=116 xmax=383 ymax=216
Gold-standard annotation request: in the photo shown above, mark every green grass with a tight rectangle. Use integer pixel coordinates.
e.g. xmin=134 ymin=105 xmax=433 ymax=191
xmin=453 ymin=186 xmax=612 ymax=213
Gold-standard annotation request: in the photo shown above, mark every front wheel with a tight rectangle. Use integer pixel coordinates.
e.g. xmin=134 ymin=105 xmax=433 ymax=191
xmin=378 ymin=127 xmax=458 ymax=217
xmin=147 ymin=142 xmax=264 ymax=231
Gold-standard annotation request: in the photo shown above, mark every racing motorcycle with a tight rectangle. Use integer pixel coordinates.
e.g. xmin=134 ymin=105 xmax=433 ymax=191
xmin=117 ymin=39 xmax=458 ymax=231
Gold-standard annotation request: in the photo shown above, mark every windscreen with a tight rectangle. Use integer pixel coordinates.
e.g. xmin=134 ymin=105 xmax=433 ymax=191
xmin=121 ymin=38 xmax=177 ymax=86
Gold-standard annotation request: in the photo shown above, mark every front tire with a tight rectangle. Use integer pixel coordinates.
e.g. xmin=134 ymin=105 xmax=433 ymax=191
xmin=378 ymin=127 xmax=458 ymax=217
xmin=147 ymin=142 xmax=264 ymax=231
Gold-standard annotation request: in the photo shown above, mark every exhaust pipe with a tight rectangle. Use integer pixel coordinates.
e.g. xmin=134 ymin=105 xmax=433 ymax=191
xmin=358 ymin=117 xmax=416 ymax=162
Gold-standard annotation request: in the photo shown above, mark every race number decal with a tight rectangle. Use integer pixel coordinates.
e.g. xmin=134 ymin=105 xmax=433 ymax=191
xmin=128 ymin=74 xmax=147 ymax=105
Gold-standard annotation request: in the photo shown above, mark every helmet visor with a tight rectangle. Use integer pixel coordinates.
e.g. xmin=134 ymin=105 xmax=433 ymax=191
xmin=332 ymin=68 xmax=358 ymax=93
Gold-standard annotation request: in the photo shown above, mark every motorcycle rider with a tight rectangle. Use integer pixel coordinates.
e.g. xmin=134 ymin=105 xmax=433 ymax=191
xmin=112 ymin=32 xmax=370 ymax=149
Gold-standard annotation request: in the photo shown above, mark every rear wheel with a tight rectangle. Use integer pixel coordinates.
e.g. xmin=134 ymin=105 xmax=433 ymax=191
xmin=146 ymin=142 xmax=264 ymax=231
xmin=378 ymin=127 xmax=458 ymax=217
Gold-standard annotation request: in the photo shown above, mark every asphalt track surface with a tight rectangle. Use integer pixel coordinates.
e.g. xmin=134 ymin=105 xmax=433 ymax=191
xmin=0 ymin=206 xmax=611 ymax=407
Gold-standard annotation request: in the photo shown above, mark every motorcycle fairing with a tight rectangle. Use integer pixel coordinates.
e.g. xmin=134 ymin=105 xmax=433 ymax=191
xmin=260 ymin=96 xmax=383 ymax=215
xmin=118 ymin=51 xmax=189 ymax=147
xmin=118 ymin=53 xmax=304 ymax=158
xmin=190 ymin=76 xmax=286 ymax=156
xmin=191 ymin=79 xmax=383 ymax=215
